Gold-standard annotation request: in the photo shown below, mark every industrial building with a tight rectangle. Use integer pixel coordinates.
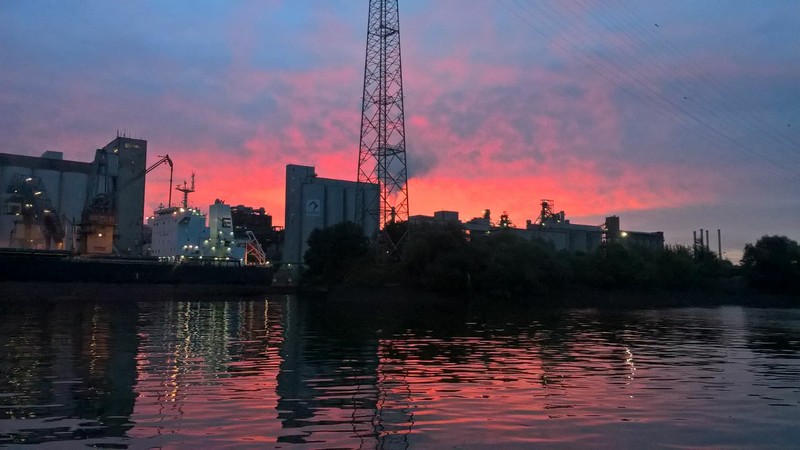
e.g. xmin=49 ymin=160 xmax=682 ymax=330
xmin=0 ymin=136 xmax=147 ymax=255
xmin=524 ymin=200 xmax=605 ymax=252
xmin=604 ymin=215 xmax=665 ymax=250
xmin=231 ymin=205 xmax=272 ymax=241
xmin=283 ymin=164 xmax=379 ymax=264
xmin=410 ymin=210 xmax=460 ymax=225
xmin=1 ymin=151 xmax=88 ymax=250
xmin=414 ymin=200 xmax=664 ymax=253
xmin=230 ymin=204 xmax=282 ymax=260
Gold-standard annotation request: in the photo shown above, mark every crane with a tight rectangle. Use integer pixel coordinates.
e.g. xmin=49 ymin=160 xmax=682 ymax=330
xmin=109 ymin=153 xmax=174 ymax=208
xmin=146 ymin=154 xmax=174 ymax=208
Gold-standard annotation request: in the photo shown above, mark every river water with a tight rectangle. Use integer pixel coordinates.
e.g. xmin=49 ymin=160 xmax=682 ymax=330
xmin=0 ymin=293 xmax=798 ymax=448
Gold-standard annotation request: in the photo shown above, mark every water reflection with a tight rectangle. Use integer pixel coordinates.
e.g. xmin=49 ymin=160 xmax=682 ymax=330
xmin=130 ymin=300 xmax=284 ymax=447
xmin=0 ymin=300 xmax=137 ymax=445
xmin=276 ymin=297 xmax=381 ymax=446
xmin=0 ymin=296 xmax=798 ymax=448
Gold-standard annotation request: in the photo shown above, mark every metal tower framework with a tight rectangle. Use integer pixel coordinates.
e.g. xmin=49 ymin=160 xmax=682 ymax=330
xmin=357 ymin=0 xmax=409 ymax=247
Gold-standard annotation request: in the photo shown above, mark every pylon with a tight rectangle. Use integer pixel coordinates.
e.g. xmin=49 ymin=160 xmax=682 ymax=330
xmin=356 ymin=0 xmax=410 ymax=251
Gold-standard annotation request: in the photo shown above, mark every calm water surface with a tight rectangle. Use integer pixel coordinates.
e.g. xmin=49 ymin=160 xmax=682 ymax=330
xmin=0 ymin=293 xmax=798 ymax=448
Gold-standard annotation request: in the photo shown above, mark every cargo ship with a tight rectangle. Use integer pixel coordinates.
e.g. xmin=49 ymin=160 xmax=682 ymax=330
xmin=0 ymin=199 xmax=274 ymax=287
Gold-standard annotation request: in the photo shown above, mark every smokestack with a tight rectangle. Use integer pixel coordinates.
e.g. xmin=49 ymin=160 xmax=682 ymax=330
xmin=693 ymin=230 xmax=697 ymax=253
xmin=700 ymin=228 xmax=704 ymax=249
xmin=706 ymin=229 xmax=710 ymax=252
xmin=718 ymin=229 xmax=722 ymax=260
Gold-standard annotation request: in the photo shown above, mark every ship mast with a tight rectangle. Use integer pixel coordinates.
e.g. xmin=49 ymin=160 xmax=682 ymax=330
xmin=176 ymin=172 xmax=195 ymax=209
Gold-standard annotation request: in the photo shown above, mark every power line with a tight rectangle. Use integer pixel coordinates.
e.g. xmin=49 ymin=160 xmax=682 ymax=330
xmin=499 ymin=0 xmax=798 ymax=179
xmin=529 ymin=0 xmax=797 ymax=167
xmin=588 ymin=0 xmax=800 ymax=155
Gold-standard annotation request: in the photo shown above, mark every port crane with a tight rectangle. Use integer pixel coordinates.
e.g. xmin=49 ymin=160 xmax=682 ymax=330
xmin=108 ymin=153 xmax=174 ymax=208
xmin=146 ymin=154 xmax=174 ymax=208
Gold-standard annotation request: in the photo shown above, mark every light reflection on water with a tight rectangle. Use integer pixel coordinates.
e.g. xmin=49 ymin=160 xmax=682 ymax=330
xmin=0 ymin=295 xmax=799 ymax=448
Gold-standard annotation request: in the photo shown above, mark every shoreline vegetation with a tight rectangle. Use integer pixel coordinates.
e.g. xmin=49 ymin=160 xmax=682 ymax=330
xmin=1 ymin=226 xmax=795 ymax=309
xmin=302 ymin=222 xmax=800 ymax=307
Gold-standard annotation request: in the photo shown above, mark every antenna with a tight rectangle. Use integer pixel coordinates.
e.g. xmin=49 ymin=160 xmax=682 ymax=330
xmin=176 ymin=172 xmax=196 ymax=209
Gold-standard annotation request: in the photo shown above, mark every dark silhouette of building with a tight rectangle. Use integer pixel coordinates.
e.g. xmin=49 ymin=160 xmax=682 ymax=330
xmin=230 ymin=204 xmax=282 ymax=260
xmin=1 ymin=136 xmax=147 ymax=255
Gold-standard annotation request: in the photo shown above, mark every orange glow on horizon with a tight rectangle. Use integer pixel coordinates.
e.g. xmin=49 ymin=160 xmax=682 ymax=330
xmin=144 ymin=147 xmax=722 ymax=229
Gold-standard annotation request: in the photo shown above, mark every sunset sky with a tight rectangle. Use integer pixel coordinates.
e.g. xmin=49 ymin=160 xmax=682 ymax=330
xmin=1 ymin=0 xmax=797 ymax=260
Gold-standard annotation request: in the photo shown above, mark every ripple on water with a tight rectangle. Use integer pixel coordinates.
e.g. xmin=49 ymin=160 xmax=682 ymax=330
xmin=1 ymin=299 xmax=799 ymax=448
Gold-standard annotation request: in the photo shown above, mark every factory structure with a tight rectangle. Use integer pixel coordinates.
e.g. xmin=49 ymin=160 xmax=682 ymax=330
xmin=410 ymin=199 xmax=664 ymax=253
xmin=1 ymin=136 xmax=147 ymax=255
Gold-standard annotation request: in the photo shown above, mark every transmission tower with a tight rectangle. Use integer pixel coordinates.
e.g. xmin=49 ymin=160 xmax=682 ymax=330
xmin=357 ymin=0 xmax=409 ymax=249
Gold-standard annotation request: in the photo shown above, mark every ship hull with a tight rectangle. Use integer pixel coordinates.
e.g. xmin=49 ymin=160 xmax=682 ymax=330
xmin=0 ymin=250 xmax=272 ymax=286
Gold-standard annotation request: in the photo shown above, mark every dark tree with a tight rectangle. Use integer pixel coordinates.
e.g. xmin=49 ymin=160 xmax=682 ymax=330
xmin=402 ymin=222 xmax=473 ymax=292
xmin=471 ymin=232 xmax=567 ymax=297
xmin=741 ymin=235 xmax=800 ymax=294
xmin=304 ymin=221 xmax=370 ymax=286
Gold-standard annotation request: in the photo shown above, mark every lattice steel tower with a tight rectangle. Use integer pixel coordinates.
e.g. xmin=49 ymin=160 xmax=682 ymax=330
xmin=357 ymin=0 xmax=409 ymax=247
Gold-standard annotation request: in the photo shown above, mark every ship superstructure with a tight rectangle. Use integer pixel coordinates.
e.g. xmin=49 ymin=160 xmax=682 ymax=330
xmin=148 ymin=199 xmax=245 ymax=263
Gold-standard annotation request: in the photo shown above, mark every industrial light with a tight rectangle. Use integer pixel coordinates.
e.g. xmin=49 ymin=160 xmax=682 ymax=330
xmin=621 ymin=231 xmax=628 ymax=237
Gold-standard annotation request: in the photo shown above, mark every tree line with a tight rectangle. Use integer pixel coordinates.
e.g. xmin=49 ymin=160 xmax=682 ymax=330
xmin=302 ymin=221 xmax=799 ymax=299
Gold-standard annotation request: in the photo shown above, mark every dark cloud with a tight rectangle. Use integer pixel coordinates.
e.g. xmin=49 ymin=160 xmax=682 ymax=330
xmin=407 ymin=149 xmax=439 ymax=178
